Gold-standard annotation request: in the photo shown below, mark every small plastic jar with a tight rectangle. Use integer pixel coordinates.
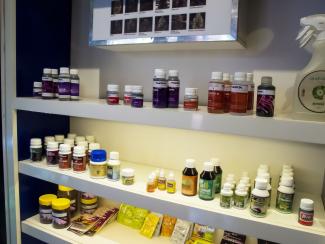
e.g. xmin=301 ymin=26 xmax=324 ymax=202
xmin=52 ymin=198 xmax=71 ymax=229
xmin=89 ymin=149 xmax=107 ymax=179
xmin=184 ymin=88 xmax=199 ymax=111
xmin=46 ymin=141 xmax=59 ymax=166
xmin=107 ymin=84 xmax=120 ymax=105
xmin=131 ymin=85 xmax=144 ymax=108
xmin=80 ymin=193 xmax=98 ymax=214
xmin=43 ymin=136 xmax=55 ymax=155
xmin=67 ymin=133 xmax=77 ymax=140
xmin=73 ymin=145 xmax=86 ymax=173
xmin=77 ymin=141 xmax=89 ymax=164
xmin=55 ymin=134 xmax=65 ymax=145
xmin=88 ymin=142 xmax=100 ymax=161
xmin=59 ymin=144 xmax=72 ymax=170
xmin=30 ymin=138 xmax=42 ymax=162
xmin=39 ymin=194 xmax=57 ymax=224
xmin=57 ymin=185 xmax=78 ymax=217
xmin=75 ymin=136 xmax=86 ymax=145
xmin=33 ymin=81 xmax=42 ymax=98
xmin=121 ymin=168 xmax=135 ymax=185
xmin=299 ymin=198 xmax=314 ymax=226
xmin=124 ymin=85 xmax=133 ymax=105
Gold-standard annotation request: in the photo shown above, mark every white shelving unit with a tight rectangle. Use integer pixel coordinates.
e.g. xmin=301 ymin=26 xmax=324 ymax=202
xmin=14 ymin=97 xmax=325 ymax=144
xmin=19 ymin=159 xmax=325 ymax=244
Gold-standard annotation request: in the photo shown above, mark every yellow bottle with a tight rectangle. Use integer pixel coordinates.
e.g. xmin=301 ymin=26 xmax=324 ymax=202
xmin=158 ymin=170 xmax=166 ymax=191
xmin=166 ymin=172 xmax=176 ymax=194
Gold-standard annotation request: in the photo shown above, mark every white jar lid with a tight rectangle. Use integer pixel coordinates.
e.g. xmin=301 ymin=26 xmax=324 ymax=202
xmin=154 ymin=69 xmax=166 ymax=79
xmin=234 ymin=72 xmax=246 ymax=82
xmin=44 ymin=136 xmax=55 ymax=144
xmin=255 ymin=178 xmax=268 ymax=190
xmin=203 ymin=161 xmax=213 ymax=172
xmin=64 ymin=138 xmax=74 ymax=146
xmin=300 ymin=198 xmax=314 ymax=211
xmin=70 ymin=69 xmax=78 ymax=75
xmin=55 ymin=135 xmax=64 ymax=141
xmin=211 ymin=72 xmax=223 ymax=80
xmin=185 ymin=88 xmax=198 ymax=96
xmin=67 ymin=133 xmax=77 ymax=139
xmin=43 ymin=68 xmax=52 ymax=74
xmin=223 ymin=73 xmax=230 ymax=81
xmin=132 ymin=85 xmax=143 ymax=93
xmin=279 ymin=177 xmax=294 ymax=187
xmin=168 ymin=69 xmax=178 ymax=77
xmin=78 ymin=141 xmax=88 ymax=149
xmin=124 ymin=85 xmax=133 ymax=92
xmin=107 ymin=84 xmax=120 ymax=91
xmin=47 ymin=141 xmax=59 ymax=150
xmin=223 ymin=183 xmax=232 ymax=190
xmin=89 ymin=143 xmax=100 ymax=150
xmin=86 ymin=135 xmax=95 ymax=143
xmin=33 ymin=81 xmax=42 ymax=87
xmin=121 ymin=168 xmax=135 ymax=177
xmin=210 ymin=158 xmax=220 ymax=167
xmin=60 ymin=67 xmax=69 ymax=74
xmin=30 ymin=138 xmax=42 ymax=146
xmin=185 ymin=158 xmax=195 ymax=168
xmin=59 ymin=144 xmax=71 ymax=153
xmin=246 ymin=72 xmax=253 ymax=82
xmin=51 ymin=69 xmax=58 ymax=75
xmin=75 ymin=136 xmax=86 ymax=143
xmin=110 ymin=151 xmax=119 ymax=160
xmin=74 ymin=145 xmax=85 ymax=154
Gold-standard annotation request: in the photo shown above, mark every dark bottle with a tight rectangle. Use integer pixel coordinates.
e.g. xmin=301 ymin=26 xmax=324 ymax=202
xmin=167 ymin=70 xmax=180 ymax=108
xmin=182 ymin=159 xmax=198 ymax=196
xmin=153 ymin=69 xmax=168 ymax=108
xmin=256 ymin=76 xmax=275 ymax=117
xmin=211 ymin=158 xmax=222 ymax=194
xmin=199 ymin=162 xmax=216 ymax=200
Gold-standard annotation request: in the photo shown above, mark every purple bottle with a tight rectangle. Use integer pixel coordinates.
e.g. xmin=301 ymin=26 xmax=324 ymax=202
xmin=168 ymin=70 xmax=180 ymax=108
xmin=70 ymin=69 xmax=80 ymax=101
xmin=58 ymin=67 xmax=71 ymax=101
xmin=256 ymin=76 xmax=275 ymax=117
xmin=42 ymin=68 xmax=54 ymax=99
xmin=152 ymin=69 xmax=168 ymax=108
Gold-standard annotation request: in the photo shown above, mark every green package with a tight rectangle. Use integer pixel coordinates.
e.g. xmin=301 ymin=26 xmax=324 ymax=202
xmin=117 ymin=203 xmax=150 ymax=229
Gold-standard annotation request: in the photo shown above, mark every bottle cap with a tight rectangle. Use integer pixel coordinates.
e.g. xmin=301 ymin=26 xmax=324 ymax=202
xmin=47 ymin=141 xmax=59 ymax=150
xmin=185 ymin=88 xmax=198 ymax=96
xmin=259 ymin=164 xmax=269 ymax=170
xmin=167 ymin=171 xmax=175 ymax=180
xmin=30 ymin=138 xmax=42 ymax=146
xmin=86 ymin=135 xmax=95 ymax=143
xmin=91 ymin=149 xmax=107 ymax=162
xmin=132 ymin=85 xmax=143 ymax=93
xmin=168 ymin=70 xmax=179 ymax=77
xmin=159 ymin=169 xmax=165 ymax=177
xmin=240 ymin=176 xmax=250 ymax=183
xmin=110 ymin=151 xmax=119 ymax=160
xmin=58 ymin=185 xmax=74 ymax=192
xmin=210 ymin=158 xmax=220 ymax=166
xmin=124 ymin=85 xmax=133 ymax=92
xmin=279 ymin=177 xmax=294 ymax=187
xmin=43 ymin=68 xmax=52 ymax=74
xmin=258 ymin=172 xmax=270 ymax=182
xmin=230 ymin=74 xmax=234 ymax=82
xmin=148 ymin=173 xmax=156 ymax=182
xmin=154 ymin=69 xmax=166 ymax=79
xmin=64 ymin=138 xmax=74 ymax=147
xmin=300 ymin=198 xmax=314 ymax=211
xmin=246 ymin=73 xmax=253 ymax=82
xmin=44 ymin=136 xmax=55 ymax=144
xmin=70 ymin=69 xmax=78 ymax=75
xmin=107 ymin=84 xmax=120 ymax=91
xmin=211 ymin=72 xmax=223 ymax=80
xmin=77 ymin=141 xmax=88 ymax=149
xmin=74 ymin=145 xmax=85 ymax=154
xmin=33 ymin=81 xmax=42 ymax=87
xmin=223 ymin=73 xmax=230 ymax=81
xmin=55 ymin=135 xmax=64 ymax=142
xmin=75 ymin=136 xmax=86 ymax=143
xmin=234 ymin=72 xmax=246 ymax=82
xmin=67 ymin=133 xmax=77 ymax=139
xmin=282 ymin=164 xmax=293 ymax=170
xmin=223 ymin=183 xmax=232 ymax=190
xmin=59 ymin=144 xmax=71 ymax=153
xmin=261 ymin=76 xmax=272 ymax=85
xmin=257 ymin=168 xmax=268 ymax=176
xmin=52 ymin=198 xmax=70 ymax=211
xmin=39 ymin=194 xmax=57 ymax=206
xmin=185 ymin=159 xmax=195 ymax=168
xmin=51 ymin=69 xmax=58 ymax=75
xmin=255 ymin=179 xmax=268 ymax=190
xmin=59 ymin=67 xmax=69 ymax=74
xmin=89 ymin=142 xmax=100 ymax=150
xmin=203 ymin=161 xmax=214 ymax=172
xmin=121 ymin=168 xmax=135 ymax=177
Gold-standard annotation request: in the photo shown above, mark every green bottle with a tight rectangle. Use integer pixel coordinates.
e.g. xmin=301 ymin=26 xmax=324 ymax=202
xmin=211 ymin=158 xmax=222 ymax=194
xmin=199 ymin=162 xmax=216 ymax=201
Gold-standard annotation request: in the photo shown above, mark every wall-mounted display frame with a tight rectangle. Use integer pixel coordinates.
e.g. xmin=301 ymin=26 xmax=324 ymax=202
xmin=90 ymin=0 xmax=246 ymax=49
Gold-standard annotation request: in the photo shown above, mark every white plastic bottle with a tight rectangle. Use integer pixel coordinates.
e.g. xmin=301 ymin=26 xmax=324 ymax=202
xmin=250 ymin=179 xmax=269 ymax=218
xmin=107 ymin=151 xmax=120 ymax=181
xmin=276 ymin=177 xmax=295 ymax=214
xmin=220 ymin=183 xmax=233 ymax=208
xmin=234 ymin=184 xmax=248 ymax=209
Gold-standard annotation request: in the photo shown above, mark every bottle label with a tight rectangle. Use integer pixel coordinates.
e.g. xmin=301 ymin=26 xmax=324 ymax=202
xmin=153 ymin=80 xmax=168 ymax=88
xmin=70 ymin=82 xmax=80 ymax=97
xmin=39 ymin=209 xmax=52 ymax=223
xmin=298 ymin=71 xmax=325 ymax=113
xmin=131 ymin=97 xmax=144 ymax=108
xmin=168 ymin=85 xmax=180 ymax=108
xmin=214 ymin=174 xmax=222 ymax=193
xmin=234 ymin=195 xmax=246 ymax=209
xmin=158 ymin=178 xmax=166 ymax=190
xmin=168 ymin=80 xmax=180 ymax=88
xmin=107 ymin=95 xmax=120 ymax=105
xmin=258 ymin=90 xmax=275 ymax=96
xmin=231 ymin=84 xmax=248 ymax=93
xmin=209 ymin=82 xmax=224 ymax=91
xmin=199 ymin=179 xmax=215 ymax=200
xmin=107 ymin=165 xmax=120 ymax=180
xmin=257 ymin=89 xmax=275 ymax=117
xmin=58 ymin=78 xmax=71 ymax=96
xmin=182 ymin=175 xmax=197 ymax=195
xmin=299 ymin=209 xmax=314 ymax=226
xmin=220 ymin=195 xmax=232 ymax=208
xmin=59 ymin=154 xmax=71 ymax=169
xmin=250 ymin=195 xmax=268 ymax=217
xmin=208 ymin=90 xmax=224 ymax=112
xmin=124 ymin=94 xmax=132 ymax=105
xmin=153 ymin=86 xmax=168 ymax=108
xmin=276 ymin=191 xmax=294 ymax=213
xmin=73 ymin=155 xmax=86 ymax=172
xmin=46 ymin=150 xmax=59 ymax=166
xmin=184 ymin=99 xmax=198 ymax=110
xmin=42 ymin=78 xmax=54 ymax=97
xmin=167 ymin=181 xmax=176 ymax=193
xmin=52 ymin=212 xmax=68 ymax=227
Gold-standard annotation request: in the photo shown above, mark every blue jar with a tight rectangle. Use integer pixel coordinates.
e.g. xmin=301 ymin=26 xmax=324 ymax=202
xmin=89 ymin=149 xmax=107 ymax=179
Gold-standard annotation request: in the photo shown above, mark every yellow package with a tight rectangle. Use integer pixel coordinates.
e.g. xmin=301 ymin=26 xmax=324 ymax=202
xmin=161 ymin=215 xmax=177 ymax=237
xmin=140 ymin=213 xmax=160 ymax=238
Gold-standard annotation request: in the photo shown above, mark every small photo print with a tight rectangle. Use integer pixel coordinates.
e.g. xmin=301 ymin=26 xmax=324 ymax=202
xmin=125 ymin=0 xmax=138 ymax=13
xmin=172 ymin=0 xmax=187 ymax=8
xmin=139 ymin=17 xmax=153 ymax=32
xmin=156 ymin=0 xmax=170 ymax=10
xmin=110 ymin=20 xmax=123 ymax=34
xmin=190 ymin=0 xmax=206 ymax=7
xmin=189 ymin=12 xmax=205 ymax=29
xmin=111 ymin=0 xmax=123 ymax=15
xmin=155 ymin=15 xmax=170 ymax=31
xmin=124 ymin=18 xmax=138 ymax=33
xmin=140 ymin=0 xmax=153 ymax=11
xmin=172 ymin=14 xmax=187 ymax=30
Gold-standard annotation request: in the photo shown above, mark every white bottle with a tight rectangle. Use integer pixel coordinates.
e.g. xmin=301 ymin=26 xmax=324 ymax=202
xmin=107 ymin=151 xmax=120 ymax=181
xmin=234 ymin=184 xmax=248 ymax=209
xmin=294 ymin=15 xmax=325 ymax=119
xmin=220 ymin=183 xmax=233 ymax=208
xmin=250 ymin=179 xmax=269 ymax=218
xmin=276 ymin=177 xmax=295 ymax=213
xmin=256 ymin=172 xmax=272 ymax=207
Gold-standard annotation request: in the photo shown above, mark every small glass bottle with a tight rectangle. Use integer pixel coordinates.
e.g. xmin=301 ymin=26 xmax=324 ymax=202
xmin=131 ymin=85 xmax=144 ymax=108
xmin=181 ymin=159 xmax=198 ymax=196
xmin=52 ymin=198 xmax=71 ymax=229
xmin=107 ymin=151 xmax=121 ymax=181
xmin=147 ymin=173 xmax=156 ymax=193
xmin=42 ymin=68 xmax=54 ymax=99
xmin=256 ymin=76 xmax=275 ymax=117
xmin=246 ymin=73 xmax=255 ymax=114
xmin=52 ymin=69 xmax=59 ymax=98
xmin=70 ymin=69 xmax=80 ymax=101
xmin=124 ymin=85 xmax=133 ymax=105
xmin=223 ymin=73 xmax=232 ymax=113
xmin=166 ymin=172 xmax=176 ymax=194
xmin=152 ymin=69 xmax=168 ymax=108
xmin=46 ymin=141 xmax=59 ymax=166
xmin=107 ymin=84 xmax=120 ymax=105
xmin=184 ymin=88 xmax=199 ymax=111
xmin=199 ymin=162 xmax=216 ymax=200
xmin=220 ymin=183 xmax=233 ymax=208
xmin=33 ymin=81 xmax=42 ymax=98
xmin=30 ymin=138 xmax=42 ymax=162
xmin=230 ymin=72 xmax=248 ymax=115
xmin=158 ymin=170 xmax=166 ymax=190
xmin=211 ymin=158 xmax=222 ymax=194
xmin=208 ymin=72 xmax=224 ymax=113
xmin=57 ymin=185 xmax=78 ymax=217
xmin=59 ymin=144 xmax=72 ymax=170
xmin=168 ymin=70 xmax=180 ymax=108
xmin=72 ymin=145 xmax=87 ymax=173
xmin=58 ymin=67 xmax=71 ymax=101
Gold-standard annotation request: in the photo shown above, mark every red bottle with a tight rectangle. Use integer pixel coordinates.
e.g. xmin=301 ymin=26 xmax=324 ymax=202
xmin=230 ymin=72 xmax=248 ymax=114
xmin=208 ymin=72 xmax=224 ymax=113
xmin=223 ymin=73 xmax=232 ymax=113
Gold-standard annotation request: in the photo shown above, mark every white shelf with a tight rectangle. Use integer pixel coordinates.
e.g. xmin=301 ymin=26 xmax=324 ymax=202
xmin=14 ymin=97 xmax=325 ymax=144
xmin=19 ymin=159 xmax=325 ymax=244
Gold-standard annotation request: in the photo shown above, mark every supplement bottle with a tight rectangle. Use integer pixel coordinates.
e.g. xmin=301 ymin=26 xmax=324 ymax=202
xmin=46 ymin=141 xmax=59 ymax=166
xmin=33 ymin=81 xmax=42 ymax=98
xmin=250 ymin=179 xmax=269 ymax=218
xmin=223 ymin=73 xmax=232 ymax=113
xmin=72 ymin=145 xmax=87 ymax=173
xmin=256 ymin=172 xmax=272 ymax=206
xmin=208 ymin=72 xmax=224 ymax=113
xmin=88 ymin=142 xmax=100 ymax=160
xmin=184 ymin=88 xmax=199 ymax=111
xmin=166 ymin=171 xmax=176 ymax=194
xmin=58 ymin=67 xmax=70 ymax=101
xmin=52 ymin=69 xmax=59 ymax=98
xmin=158 ymin=170 xmax=167 ymax=190
xmin=107 ymin=84 xmax=120 ymax=105
xmin=220 ymin=183 xmax=233 ymax=208
xmin=234 ymin=184 xmax=248 ymax=209
xmin=39 ymin=194 xmax=57 ymax=224
xmin=168 ymin=70 xmax=180 ymax=108
xmin=67 ymin=133 xmax=77 ymax=140
xmin=276 ymin=177 xmax=295 ymax=213
xmin=199 ymin=162 xmax=216 ymax=200
xmin=153 ymin=69 xmax=168 ymax=108
xmin=124 ymin=85 xmax=133 ymax=105
xmin=107 ymin=151 xmax=120 ymax=181
xmin=230 ymin=72 xmax=248 ymax=114
xmin=211 ymin=158 xmax=222 ymax=194
xmin=42 ymin=68 xmax=54 ymax=99
xmin=89 ymin=149 xmax=107 ymax=179
xmin=80 ymin=193 xmax=98 ymax=214
xmin=256 ymin=76 xmax=275 ymax=117
xmin=70 ymin=69 xmax=80 ymax=101
xmin=298 ymin=198 xmax=314 ymax=226
xmin=75 ymin=136 xmax=86 ymax=145
xmin=147 ymin=173 xmax=156 ymax=193
xmin=55 ymin=134 xmax=64 ymax=145
xmin=58 ymin=144 xmax=72 ymax=170
xmin=131 ymin=85 xmax=144 ymax=108
xmin=246 ymin=73 xmax=255 ymax=114
xmin=57 ymin=185 xmax=78 ymax=217
xmin=181 ymin=159 xmax=198 ymax=196
xmin=44 ymin=136 xmax=55 ymax=155
xmin=30 ymin=138 xmax=42 ymax=162
xmin=77 ymin=141 xmax=89 ymax=164
xmin=52 ymin=198 xmax=71 ymax=229
xmin=121 ymin=168 xmax=135 ymax=185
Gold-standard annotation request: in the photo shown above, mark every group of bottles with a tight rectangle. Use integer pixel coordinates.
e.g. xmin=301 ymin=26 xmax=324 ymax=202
xmin=147 ymin=169 xmax=176 ymax=194
xmin=106 ymin=84 xmax=144 ymax=108
xmin=35 ymin=67 xmax=80 ymax=101
xmin=181 ymin=158 xmax=223 ymax=200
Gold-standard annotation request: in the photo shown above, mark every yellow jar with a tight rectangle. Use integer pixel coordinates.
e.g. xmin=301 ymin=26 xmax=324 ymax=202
xmin=39 ymin=194 xmax=57 ymax=224
xmin=52 ymin=198 xmax=70 ymax=229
